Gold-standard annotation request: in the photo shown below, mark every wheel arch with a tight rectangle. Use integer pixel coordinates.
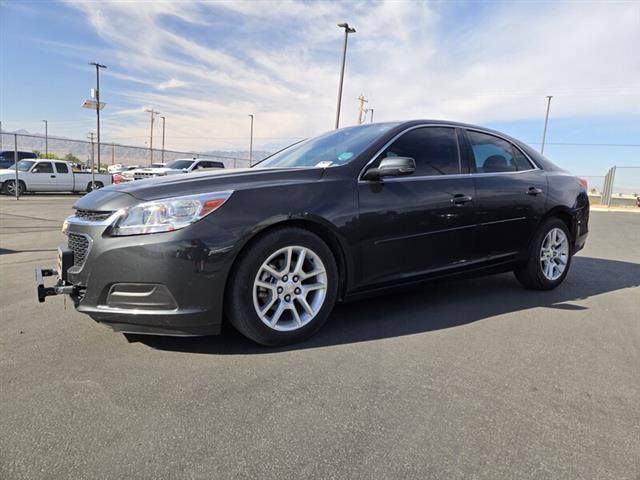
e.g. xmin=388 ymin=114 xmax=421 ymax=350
xmin=223 ymin=216 xmax=351 ymax=307
xmin=541 ymin=206 xmax=575 ymax=241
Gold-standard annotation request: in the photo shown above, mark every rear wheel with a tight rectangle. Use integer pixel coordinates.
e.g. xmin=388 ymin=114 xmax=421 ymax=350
xmin=226 ymin=227 xmax=338 ymax=346
xmin=2 ymin=180 xmax=25 ymax=196
xmin=86 ymin=181 xmax=104 ymax=193
xmin=514 ymin=217 xmax=572 ymax=290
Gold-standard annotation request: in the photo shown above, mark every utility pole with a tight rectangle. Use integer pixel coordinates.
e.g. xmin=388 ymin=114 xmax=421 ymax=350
xmin=541 ymin=95 xmax=553 ymax=155
xmin=42 ymin=120 xmax=48 ymax=157
xmin=146 ymin=109 xmax=160 ymax=164
xmin=111 ymin=142 xmax=115 ymax=165
xmin=87 ymin=132 xmax=96 ymax=188
xmin=357 ymin=94 xmax=368 ymax=124
xmin=160 ymin=116 xmax=166 ymax=164
xmin=335 ymin=23 xmax=356 ymax=129
xmin=369 ymin=108 xmax=374 ymax=123
xmin=0 ymin=120 xmax=3 ymax=151
xmin=90 ymin=62 xmax=107 ymax=172
xmin=248 ymin=114 xmax=254 ymax=166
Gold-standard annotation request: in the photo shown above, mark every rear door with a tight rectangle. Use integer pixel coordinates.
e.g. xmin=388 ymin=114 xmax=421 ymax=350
xmin=54 ymin=162 xmax=74 ymax=191
xmin=28 ymin=161 xmax=56 ymax=191
xmin=464 ymin=129 xmax=547 ymax=260
xmin=357 ymin=126 xmax=478 ymax=287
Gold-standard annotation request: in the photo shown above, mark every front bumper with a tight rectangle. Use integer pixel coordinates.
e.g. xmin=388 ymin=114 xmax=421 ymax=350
xmin=36 ymin=216 xmax=238 ymax=337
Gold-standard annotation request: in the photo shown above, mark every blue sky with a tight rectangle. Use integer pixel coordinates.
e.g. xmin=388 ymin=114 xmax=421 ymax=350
xmin=1 ymin=0 xmax=639 ymax=182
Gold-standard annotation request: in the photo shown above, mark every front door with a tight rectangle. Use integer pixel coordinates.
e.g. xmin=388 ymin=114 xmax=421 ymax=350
xmin=29 ymin=161 xmax=56 ymax=191
xmin=357 ymin=126 xmax=478 ymax=288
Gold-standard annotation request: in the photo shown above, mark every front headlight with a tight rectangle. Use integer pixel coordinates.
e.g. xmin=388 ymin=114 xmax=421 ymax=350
xmin=110 ymin=191 xmax=233 ymax=236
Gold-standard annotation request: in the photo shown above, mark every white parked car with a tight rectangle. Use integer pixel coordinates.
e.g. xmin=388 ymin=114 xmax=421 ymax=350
xmin=0 ymin=160 xmax=113 ymax=195
xmin=119 ymin=163 xmax=165 ymax=182
xmin=130 ymin=158 xmax=225 ymax=180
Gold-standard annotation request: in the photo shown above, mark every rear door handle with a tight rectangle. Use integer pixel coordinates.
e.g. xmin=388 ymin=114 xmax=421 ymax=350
xmin=50 ymin=175 xmax=56 ymax=178
xmin=451 ymin=194 xmax=473 ymax=204
xmin=526 ymin=187 xmax=543 ymax=196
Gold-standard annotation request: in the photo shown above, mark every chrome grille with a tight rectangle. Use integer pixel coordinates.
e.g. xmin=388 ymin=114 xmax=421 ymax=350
xmin=68 ymin=233 xmax=90 ymax=267
xmin=134 ymin=172 xmax=156 ymax=180
xmin=75 ymin=209 xmax=114 ymax=222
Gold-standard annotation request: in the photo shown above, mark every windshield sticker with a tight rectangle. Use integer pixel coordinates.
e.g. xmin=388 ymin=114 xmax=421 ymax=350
xmin=337 ymin=152 xmax=354 ymax=162
xmin=315 ymin=161 xmax=333 ymax=168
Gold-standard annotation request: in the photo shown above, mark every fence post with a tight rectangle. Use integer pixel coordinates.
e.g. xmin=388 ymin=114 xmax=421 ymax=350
xmin=14 ymin=134 xmax=20 ymax=200
xmin=607 ymin=166 xmax=617 ymax=207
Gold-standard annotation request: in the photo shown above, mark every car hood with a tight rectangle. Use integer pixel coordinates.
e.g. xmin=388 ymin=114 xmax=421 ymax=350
xmin=73 ymin=167 xmax=326 ymax=211
xmin=134 ymin=167 xmax=175 ymax=174
xmin=0 ymin=169 xmax=17 ymax=176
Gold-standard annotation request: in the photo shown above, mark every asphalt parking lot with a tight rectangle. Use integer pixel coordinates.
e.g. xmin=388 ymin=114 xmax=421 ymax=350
xmin=1 ymin=194 xmax=639 ymax=480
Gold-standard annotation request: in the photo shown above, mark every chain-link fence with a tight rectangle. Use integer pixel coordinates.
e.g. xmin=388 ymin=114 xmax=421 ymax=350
xmin=579 ymin=167 xmax=640 ymax=208
xmin=0 ymin=132 xmax=251 ymax=170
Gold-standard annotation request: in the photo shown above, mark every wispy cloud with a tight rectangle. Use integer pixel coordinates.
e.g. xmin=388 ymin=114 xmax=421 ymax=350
xmin=63 ymin=0 xmax=640 ymax=151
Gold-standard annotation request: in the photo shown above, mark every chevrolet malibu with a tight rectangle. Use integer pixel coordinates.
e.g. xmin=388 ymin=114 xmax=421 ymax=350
xmin=36 ymin=120 xmax=589 ymax=346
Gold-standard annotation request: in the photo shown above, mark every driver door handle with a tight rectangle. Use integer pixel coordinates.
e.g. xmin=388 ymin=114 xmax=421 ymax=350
xmin=526 ymin=187 xmax=543 ymax=196
xmin=451 ymin=194 xmax=473 ymax=204
xmin=50 ymin=175 xmax=56 ymax=178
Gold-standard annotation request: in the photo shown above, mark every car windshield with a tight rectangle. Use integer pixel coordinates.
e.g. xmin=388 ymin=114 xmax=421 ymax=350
xmin=167 ymin=160 xmax=194 ymax=170
xmin=254 ymin=123 xmax=399 ymax=169
xmin=9 ymin=160 xmax=36 ymax=171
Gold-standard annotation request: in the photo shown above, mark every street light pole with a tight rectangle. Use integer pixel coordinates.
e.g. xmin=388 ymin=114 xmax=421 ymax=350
xmin=146 ymin=109 xmax=159 ymax=164
xmin=90 ymin=62 xmax=107 ymax=172
xmin=42 ymin=120 xmax=48 ymax=157
xmin=160 ymin=116 xmax=166 ymax=164
xmin=335 ymin=22 xmax=356 ymax=129
xmin=370 ymin=108 xmax=374 ymax=123
xmin=88 ymin=132 xmax=96 ymax=188
xmin=248 ymin=114 xmax=254 ymax=166
xmin=541 ymin=95 xmax=553 ymax=155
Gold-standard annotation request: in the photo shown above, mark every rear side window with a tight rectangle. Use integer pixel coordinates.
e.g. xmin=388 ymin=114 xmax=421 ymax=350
xmin=468 ymin=131 xmax=534 ymax=172
xmin=55 ymin=162 xmax=69 ymax=173
xmin=33 ymin=162 xmax=54 ymax=174
xmin=378 ymin=127 xmax=462 ymax=176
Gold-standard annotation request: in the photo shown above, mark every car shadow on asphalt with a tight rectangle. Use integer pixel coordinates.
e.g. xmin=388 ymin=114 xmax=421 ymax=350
xmin=126 ymin=256 xmax=640 ymax=355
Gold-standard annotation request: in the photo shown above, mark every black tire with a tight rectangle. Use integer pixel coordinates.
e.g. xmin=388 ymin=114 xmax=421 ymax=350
xmin=226 ymin=227 xmax=338 ymax=346
xmin=514 ymin=217 xmax=573 ymax=290
xmin=2 ymin=180 xmax=25 ymax=196
xmin=86 ymin=181 xmax=103 ymax=193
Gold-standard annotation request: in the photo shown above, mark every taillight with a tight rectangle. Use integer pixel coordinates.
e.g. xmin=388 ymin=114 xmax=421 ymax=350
xmin=113 ymin=174 xmax=122 ymax=184
xmin=578 ymin=177 xmax=588 ymax=191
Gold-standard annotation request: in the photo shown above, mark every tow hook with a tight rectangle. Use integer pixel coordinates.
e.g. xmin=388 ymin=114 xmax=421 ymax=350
xmin=36 ymin=267 xmax=77 ymax=303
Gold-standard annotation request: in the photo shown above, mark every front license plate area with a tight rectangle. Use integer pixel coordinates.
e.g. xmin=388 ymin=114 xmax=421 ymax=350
xmin=57 ymin=247 xmax=74 ymax=283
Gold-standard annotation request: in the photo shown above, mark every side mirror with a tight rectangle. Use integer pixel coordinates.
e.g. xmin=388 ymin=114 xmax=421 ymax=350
xmin=32 ymin=168 xmax=39 ymax=173
xmin=362 ymin=157 xmax=416 ymax=181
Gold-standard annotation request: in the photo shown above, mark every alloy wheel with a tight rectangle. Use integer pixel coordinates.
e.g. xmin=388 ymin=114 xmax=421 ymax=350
xmin=539 ymin=227 xmax=569 ymax=281
xmin=252 ymin=245 xmax=327 ymax=331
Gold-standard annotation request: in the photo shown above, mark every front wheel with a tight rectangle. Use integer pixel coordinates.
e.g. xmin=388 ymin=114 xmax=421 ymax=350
xmin=514 ymin=218 xmax=572 ymax=290
xmin=226 ymin=227 xmax=338 ymax=346
xmin=2 ymin=180 xmax=25 ymax=196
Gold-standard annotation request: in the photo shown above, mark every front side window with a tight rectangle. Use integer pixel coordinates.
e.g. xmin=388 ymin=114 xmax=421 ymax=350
xmin=468 ymin=131 xmax=534 ymax=173
xmin=55 ymin=162 xmax=69 ymax=173
xmin=33 ymin=162 xmax=54 ymax=174
xmin=377 ymin=127 xmax=462 ymax=176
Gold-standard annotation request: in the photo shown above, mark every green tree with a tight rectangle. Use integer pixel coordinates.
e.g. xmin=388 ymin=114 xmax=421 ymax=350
xmin=64 ymin=153 xmax=80 ymax=163
xmin=33 ymin=150 xmax=60 ymax=159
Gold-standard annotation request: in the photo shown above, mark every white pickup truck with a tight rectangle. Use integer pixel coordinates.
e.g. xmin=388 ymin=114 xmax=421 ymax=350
xmin=0 ymin=160 xmax=113 ymax=195
xmin=130 ymin=158 xmax=225 ymax=181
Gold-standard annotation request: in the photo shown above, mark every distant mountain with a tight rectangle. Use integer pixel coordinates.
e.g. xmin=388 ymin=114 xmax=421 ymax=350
xmin=0 ymin=128 xmax=270 ymax=169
